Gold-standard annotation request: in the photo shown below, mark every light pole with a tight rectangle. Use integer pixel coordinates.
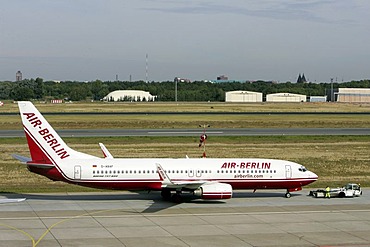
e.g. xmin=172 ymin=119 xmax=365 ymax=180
xmin=175 ymin=79 xmax=177 ymax=102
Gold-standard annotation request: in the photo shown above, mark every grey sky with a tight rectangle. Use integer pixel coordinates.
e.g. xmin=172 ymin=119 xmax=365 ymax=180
xmin=0 ymin=0 xmax=369 ymax=82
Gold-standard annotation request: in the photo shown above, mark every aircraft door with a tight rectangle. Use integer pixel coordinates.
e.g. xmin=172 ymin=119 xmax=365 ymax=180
xmin=196 ymin=170 xmax=202 ymax=177
xmin=285 ymin=165 xmax=292 ymax=178
xmin=74 ymin=165 xmax=81 ymax=179
xmin=188 ymin=169 xmax=194 ymax=177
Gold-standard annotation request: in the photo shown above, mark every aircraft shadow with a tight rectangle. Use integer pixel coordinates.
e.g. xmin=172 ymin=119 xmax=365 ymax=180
xmin=233 ymin=191 xmax=302 ymax=198
xmin=0 ymin=190 xmax=301 ymax=212
xmin=0 ymin=190 xmax=302 ymax=201
xmin=0 ymin=191 xmax=229 ymax=213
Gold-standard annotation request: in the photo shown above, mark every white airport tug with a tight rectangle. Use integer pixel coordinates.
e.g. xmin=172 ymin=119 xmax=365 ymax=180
xmin=309 ymin=183 xmax=362 ymax=198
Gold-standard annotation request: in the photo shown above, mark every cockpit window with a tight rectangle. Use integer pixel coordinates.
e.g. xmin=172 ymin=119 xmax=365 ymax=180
xmin=298 ymin=166 xmax=307 ymax=172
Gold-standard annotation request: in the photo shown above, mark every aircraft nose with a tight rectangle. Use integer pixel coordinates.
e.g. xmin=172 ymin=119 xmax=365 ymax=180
xmin=310 ymin=171 xmax=319 ymax=180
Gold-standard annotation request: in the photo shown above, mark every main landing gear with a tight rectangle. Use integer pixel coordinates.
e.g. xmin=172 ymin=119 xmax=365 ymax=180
xmin=161 ymin=189 xmax=183 ymax=203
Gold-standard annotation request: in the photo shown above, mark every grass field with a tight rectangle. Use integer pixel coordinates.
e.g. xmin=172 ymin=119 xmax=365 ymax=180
xmin=0 ymin=136 xmax=369 ymax=193
xmin=1 ymin=101 xmax=370 ymax=113
xmin=2 ymin=114 xmax=370 ymax=130
xmin=2 ymin=101 xmax=370 ymax=130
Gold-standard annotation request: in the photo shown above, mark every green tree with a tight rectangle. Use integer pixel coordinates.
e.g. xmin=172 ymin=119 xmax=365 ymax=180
xmin=34 ymin=77 xmax=45 ymax=99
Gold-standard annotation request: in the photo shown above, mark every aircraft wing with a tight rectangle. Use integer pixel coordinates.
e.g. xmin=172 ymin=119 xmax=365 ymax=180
xmin=156 ymin=163 xmax=212 ymax=189
xmin=155 ymin=163 xmax=233 ymax=200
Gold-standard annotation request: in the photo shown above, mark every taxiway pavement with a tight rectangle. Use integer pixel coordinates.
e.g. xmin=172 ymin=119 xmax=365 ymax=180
xmin=2 ymin=128 xmax=370 ymax=138
xmin=0 ymin=189 xmax=369 ymax=247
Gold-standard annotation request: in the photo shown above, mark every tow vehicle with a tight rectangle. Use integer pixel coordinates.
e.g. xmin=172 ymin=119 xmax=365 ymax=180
xmin=309 ymin=183 xmax=362 ymax=198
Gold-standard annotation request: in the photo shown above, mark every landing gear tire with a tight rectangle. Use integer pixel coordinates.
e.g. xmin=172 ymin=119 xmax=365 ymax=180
xmin=285 ymin=192 xmax=291 ymax=198
xmin=161 ymin=189 xmax=172 ymax=201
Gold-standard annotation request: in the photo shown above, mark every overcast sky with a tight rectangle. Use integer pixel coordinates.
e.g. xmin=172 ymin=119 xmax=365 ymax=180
xmin=1 ymin=0 xmax=369 ymax=82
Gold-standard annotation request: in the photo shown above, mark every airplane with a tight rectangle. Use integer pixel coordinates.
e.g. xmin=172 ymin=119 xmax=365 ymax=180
xmin=13 ymin=101 xmax=318 ymax=202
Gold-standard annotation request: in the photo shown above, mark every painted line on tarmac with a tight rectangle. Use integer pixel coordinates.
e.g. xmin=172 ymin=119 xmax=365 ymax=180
xmin=1 ymin=209 xmax=369 ymax=221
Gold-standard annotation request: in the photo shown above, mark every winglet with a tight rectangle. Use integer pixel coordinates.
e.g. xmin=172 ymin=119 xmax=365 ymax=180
xmin=99 ymin=143 xmax=114 ymax=159
xmin=156 ymin=163 xmax=172 ymax=186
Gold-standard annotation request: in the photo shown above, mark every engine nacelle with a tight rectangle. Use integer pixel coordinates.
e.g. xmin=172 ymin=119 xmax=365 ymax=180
xmin=194 ymin=183 xmax=233 ymax=200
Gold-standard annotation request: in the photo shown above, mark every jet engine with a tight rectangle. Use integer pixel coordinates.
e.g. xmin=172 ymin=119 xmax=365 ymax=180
xmin=194 ymin=183 xmax=232 ymax=199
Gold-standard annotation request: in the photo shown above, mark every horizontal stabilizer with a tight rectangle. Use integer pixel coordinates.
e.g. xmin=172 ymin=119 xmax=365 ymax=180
xmin=12 ymin=154 xmax=54 ymax=168
xmin=12 ymin=154 xmax=31 ymax=163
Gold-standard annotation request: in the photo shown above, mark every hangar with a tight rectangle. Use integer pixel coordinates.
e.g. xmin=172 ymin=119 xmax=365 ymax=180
xmin=103 ymin=90 xmax=156 ymax=102
xmin=225 ymin=91 xmax=262 ymax=102
xmin=336 ymin=88 xmax=370 ymax=103
xmin=266 ymin=93 xmax=306 ymax=102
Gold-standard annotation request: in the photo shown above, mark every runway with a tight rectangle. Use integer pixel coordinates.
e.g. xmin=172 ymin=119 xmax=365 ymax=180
xmin=1 ymin=128 xmax=370 ymax=138
xmin=1 ymin=189 xmax=369 ymax=247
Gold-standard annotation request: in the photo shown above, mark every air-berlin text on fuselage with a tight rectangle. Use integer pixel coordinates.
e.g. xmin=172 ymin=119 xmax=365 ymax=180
xmin=23 ymin=112 xmax=70 ymax=159
xmin=221 ymin=162 xmax=271 ymax=169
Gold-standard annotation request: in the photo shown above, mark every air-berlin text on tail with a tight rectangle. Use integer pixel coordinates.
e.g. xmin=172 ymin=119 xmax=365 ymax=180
xmin=23 ymin=112 xmax=70 ymax=159
xmin=221 ymin=162 xmax=271 ymax=169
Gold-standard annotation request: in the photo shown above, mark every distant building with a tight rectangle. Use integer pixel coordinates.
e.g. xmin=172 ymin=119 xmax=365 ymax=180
xmin=336 ymin=88 xmax=370 ymax=103
xmin=217 ymin=75 xmax=228 ymax=80
xmin=174 ymin=77 xmax=191 ymax=83
xmin=309 ymin=96 xmax=327 ymax=102
xmin=103 ymin=90 xmax=156 ymax=102
xmin=16 ymin=71 xmax=22 ymax=81
xmin=225 ymin=91 xmax=262 ymax=102
xmin=266 ymin=93 xmax=306 ymax=102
